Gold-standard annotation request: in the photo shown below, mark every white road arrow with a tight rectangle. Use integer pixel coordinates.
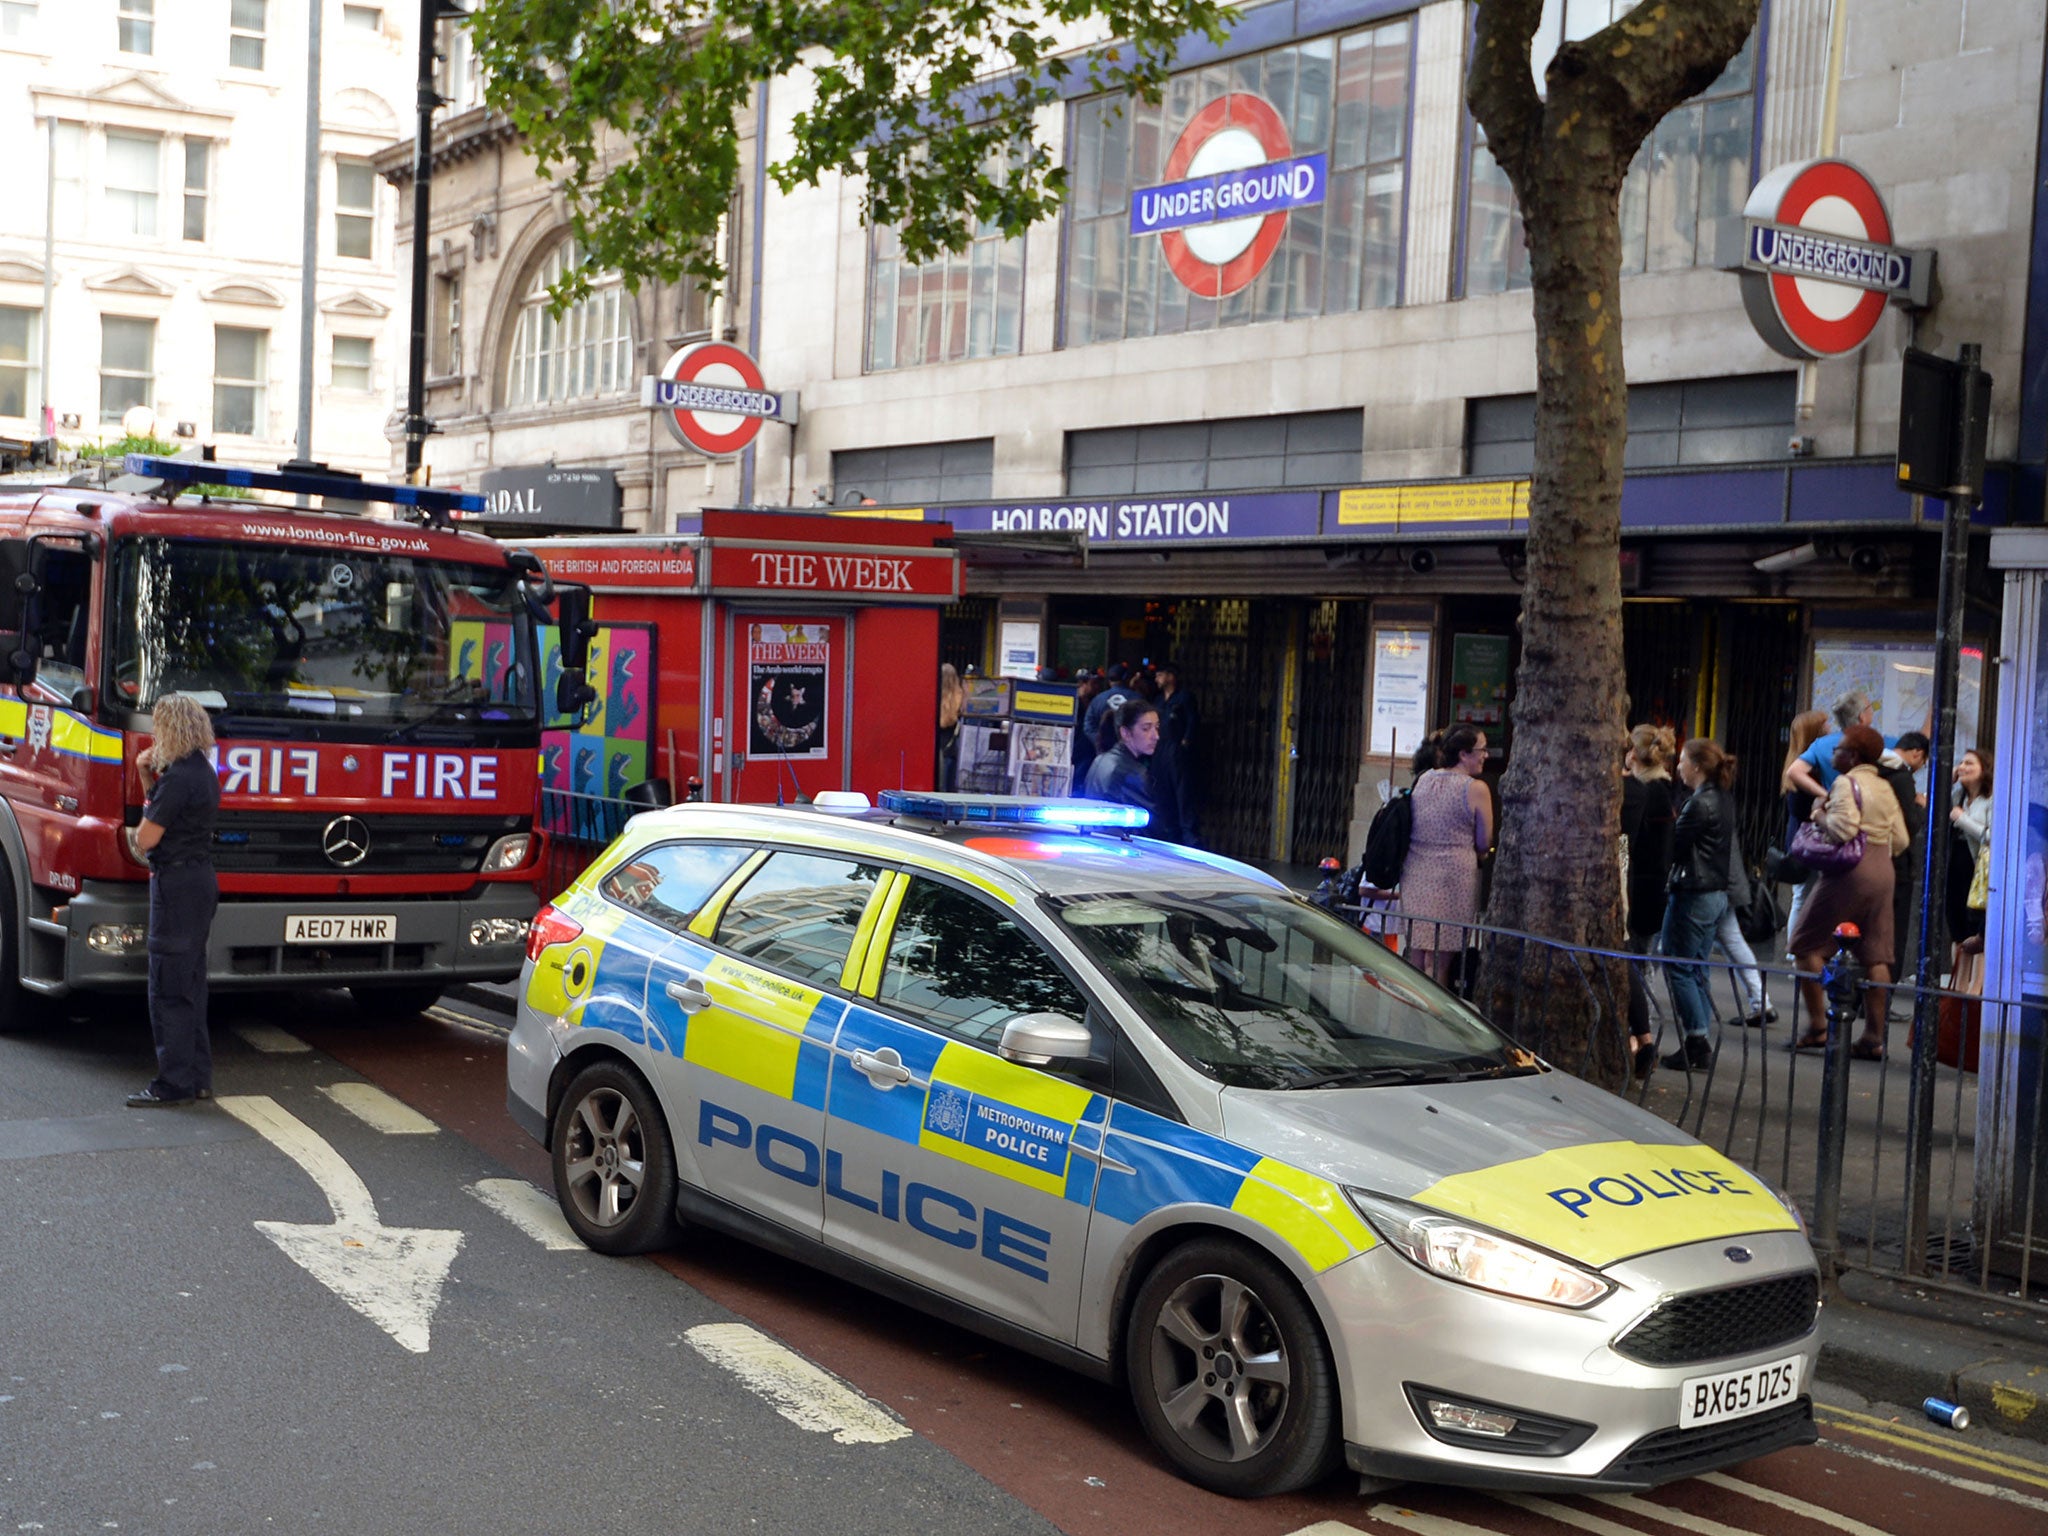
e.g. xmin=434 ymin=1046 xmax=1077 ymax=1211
xmin=219 ymin=1094 xmax=464 ymax=1354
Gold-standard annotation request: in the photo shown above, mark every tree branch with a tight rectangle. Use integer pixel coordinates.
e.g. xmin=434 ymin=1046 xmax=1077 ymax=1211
xmin=1466 ymin=0 xmax=1546 ymax=185
xmin=1549 ymin=0 xmax=1760 ymax=168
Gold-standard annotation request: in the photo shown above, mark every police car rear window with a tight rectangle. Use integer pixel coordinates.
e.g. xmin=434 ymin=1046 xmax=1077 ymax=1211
xmin=599 ymin=842 xmax=753 ymax=934
xmin=1053 ymin=890 xmax=1514 ymax=1091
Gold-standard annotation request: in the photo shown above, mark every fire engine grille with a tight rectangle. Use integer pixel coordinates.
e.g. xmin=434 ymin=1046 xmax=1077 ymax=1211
xmin=1612 ymin=1273 xmax=1821 ymax=1367
xmin=209 ymin=813 xmax=519 ymax=875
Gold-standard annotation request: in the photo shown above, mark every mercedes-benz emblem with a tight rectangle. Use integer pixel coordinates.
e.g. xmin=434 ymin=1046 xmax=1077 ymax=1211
xmin=1724 ymin=1245 xmax=1754 ymax=1264
xmin=321 ymin=814 xmax=370 ymax=868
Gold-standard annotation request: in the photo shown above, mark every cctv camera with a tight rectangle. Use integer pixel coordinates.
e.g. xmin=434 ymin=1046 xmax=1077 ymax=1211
xmin=1407 ymin=547 xmax=1436 ymax=576
xmin=1850 ymin=545 xmax=1886 ymax=576
xmin=1753 ymin=542 xmax=1821 ymax=574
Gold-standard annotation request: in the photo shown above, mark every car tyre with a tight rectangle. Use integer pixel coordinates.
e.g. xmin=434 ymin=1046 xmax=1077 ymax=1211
xmin=1125 ymin=1236 xmax=1341 ymax=1498
xmin=0 ymin=856 xmax=51 ymax=1035
xmin=348 ymin=983 xmax=443 ymax=1019
xmin=551 ymin=1059 xmax=679 ymax=1255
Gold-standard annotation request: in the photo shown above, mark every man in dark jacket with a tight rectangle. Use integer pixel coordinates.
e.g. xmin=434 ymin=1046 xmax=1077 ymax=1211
xmin=1882 ymin=732 xmax=1930 ymax=977
xmin=1153 ymin=659 xmax=1200 ymax=846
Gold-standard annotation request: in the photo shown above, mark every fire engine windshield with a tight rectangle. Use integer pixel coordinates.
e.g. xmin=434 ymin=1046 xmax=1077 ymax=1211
xmin=107 ymin=536 xmax=539 ymax=731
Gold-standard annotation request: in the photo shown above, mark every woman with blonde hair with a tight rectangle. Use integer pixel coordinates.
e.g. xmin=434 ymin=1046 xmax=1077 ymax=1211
xmin=126 ymin=693 xmax=223 ymax=1108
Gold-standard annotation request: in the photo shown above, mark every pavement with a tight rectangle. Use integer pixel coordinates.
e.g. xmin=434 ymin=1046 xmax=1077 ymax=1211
xmin=438 ymin=974 xmax=2048 ymax=1448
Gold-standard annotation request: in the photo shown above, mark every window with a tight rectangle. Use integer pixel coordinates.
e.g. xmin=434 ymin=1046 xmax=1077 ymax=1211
xmin=438 ymin=16 xmax=486 ymax=111
xmin=213 ymin=325 xmax=267 ymax=436
xmin=878 ymin=878 xmax=1088 ymax=1045
xmin=1067 ymin=410 xmax=1360 ymax=495
xmin=1467 ymin=374 xmax=1796 ymax=475
xmin=26 ymin=544 xmax=91 ymax=701
xmin=712 ymin=851 xmax=882 ymax=987
xmin=0 ymin=307 xmax=37 ymax=420
xmin=52 ymin=122 xmax=83 ymax=237
xmin=183 ymin=140 xmax=211 ymax=242
xmin=677 ymin=278 xmax=711 ymax=340
xmin=1064 ymin=17 xmax=1411 ymax=347
xmin=229 ymin=0 xmax=266 ymax=69
xmin=117 ymin=0 xmax=151 ymax=54
xmin=505 ymin=241 xmax=635 ymax=408
xmin=431 ymin=271 xmax=462 ymax=376
xmin=2 ymin=3 xmax=37 ymax=39
xmin=99 ymin=316 xmax=154 ymax=425
xmin=833 ymin=439 xmax=993 ymax=506
xmin=866 ymin=206 xmax=1023 ymax=372
xmin=1464 ymin=2 xmax=1756 ymax=295
xmin=342 ymin=5 xmax=383 ymax=33
xmin=600 ymin=842 xmax=754 ymax=934
xmin=105 ymin=131 xmax=160 ymax=239
xmin=331 ymin=336 xmax=373 ymax=391
xmin=335 ymin=159 xmax=376 ymax=259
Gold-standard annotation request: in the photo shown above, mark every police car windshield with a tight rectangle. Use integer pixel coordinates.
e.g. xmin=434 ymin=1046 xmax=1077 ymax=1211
xmin=1052 ymin=890 xmax=1518 ymax=1091
xmin=107 ymin=535 xmax=538 ymax=728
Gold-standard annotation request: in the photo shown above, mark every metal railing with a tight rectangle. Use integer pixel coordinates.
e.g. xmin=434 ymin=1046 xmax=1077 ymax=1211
xmin=537 ymin=788 xmax=641 ymax=897
xmin=1343 ymin=904 xmax=2047 ymax=1313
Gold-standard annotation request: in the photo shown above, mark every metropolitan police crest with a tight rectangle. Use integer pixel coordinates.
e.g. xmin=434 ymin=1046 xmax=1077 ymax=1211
xmin=924 ymin=1084 xmax=971 ymax=1141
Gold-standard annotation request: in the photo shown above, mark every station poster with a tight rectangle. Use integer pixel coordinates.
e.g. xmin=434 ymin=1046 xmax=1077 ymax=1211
xmin=748 ymin=621 xmax=830 ymax=759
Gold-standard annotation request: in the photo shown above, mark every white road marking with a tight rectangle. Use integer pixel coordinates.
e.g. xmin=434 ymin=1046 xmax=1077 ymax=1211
xmin=235 ymin=1023 xmax=309 ymax=1053
xmin=425 ymin=1004 xmax=509 ymax=1039
xmin=217 ymin=1094 xmax=463 ymax=1354
xmin=1365 ymin=1506 xmax=1513 ymax=1536
xmin=1495 ymin=1496 xmax=1643 ymax=1536
xmin=684 ymin=1322 xmax=910 ymax=1445
xmin=1284 ymin=1523 xmax=1372 ymax=1536
xmin=318 ymin=1082 xmax=439 ymax=1135
xmin=1589 ymin=1491 xmax=1770 ymax=1536
xmin=1809 ymin=1444 xmax=2048 ymax=1517
xmin=1697 ymin=1472 xmax=1902 ymax=1535
xmin=467 ymin=1178 xmax=583 ymax=1250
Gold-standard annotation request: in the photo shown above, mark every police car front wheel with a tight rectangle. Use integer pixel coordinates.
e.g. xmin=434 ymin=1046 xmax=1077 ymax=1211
xmin=1126 ymin=1236 xmax=1341 ymax=1498
xmin=552 ymin=1061 xmax=680 ymax=1255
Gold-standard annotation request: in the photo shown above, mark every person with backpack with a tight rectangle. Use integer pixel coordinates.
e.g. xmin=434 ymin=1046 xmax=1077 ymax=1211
xmin=1398 ymin=726 xmax=1492 ymax=985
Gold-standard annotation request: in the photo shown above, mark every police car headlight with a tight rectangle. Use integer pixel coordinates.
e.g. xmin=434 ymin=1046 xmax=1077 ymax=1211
xmin=480 ymin=834 xmax=531 ymax=873
xmin=1348 ymin=1190 xmax=1614 ymax=1309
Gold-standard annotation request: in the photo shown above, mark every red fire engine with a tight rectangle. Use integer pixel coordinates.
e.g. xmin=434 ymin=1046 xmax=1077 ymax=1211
xmin=0 ymin=456 xmax=583 ymax=1029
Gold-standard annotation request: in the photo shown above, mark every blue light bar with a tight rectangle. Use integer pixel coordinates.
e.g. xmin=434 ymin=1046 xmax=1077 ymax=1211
xmin=877 ymin=790 xmax=1149 ymax=830
xmin=124 ymin=455 xmax=486 ymax=517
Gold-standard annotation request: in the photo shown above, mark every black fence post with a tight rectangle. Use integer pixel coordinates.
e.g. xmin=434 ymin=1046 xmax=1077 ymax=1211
xmin=1811 ymin=925 xmax=1865 ymax=1273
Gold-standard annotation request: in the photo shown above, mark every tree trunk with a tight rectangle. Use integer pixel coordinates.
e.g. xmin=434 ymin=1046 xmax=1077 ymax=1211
xmin=1466 ymin=1 xmax=1759 ymax=1085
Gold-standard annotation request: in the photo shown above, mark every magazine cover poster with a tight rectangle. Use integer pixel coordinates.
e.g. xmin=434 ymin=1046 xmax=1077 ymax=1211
xmin=748 ymin=621 xmax=830 ymax=759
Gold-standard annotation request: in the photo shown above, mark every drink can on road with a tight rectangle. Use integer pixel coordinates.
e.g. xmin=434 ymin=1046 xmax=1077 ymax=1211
xmin=1923 ymin=1397 xmax=1970 ymax=1430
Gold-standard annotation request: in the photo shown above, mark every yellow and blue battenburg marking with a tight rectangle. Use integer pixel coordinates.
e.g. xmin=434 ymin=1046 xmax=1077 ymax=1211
xmin=0 ymin=698 xmax=123 ymax=762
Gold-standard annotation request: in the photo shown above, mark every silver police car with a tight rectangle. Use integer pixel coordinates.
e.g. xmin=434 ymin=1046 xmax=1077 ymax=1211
xmin=506 ymin=792 xmax=1820 ymax=1497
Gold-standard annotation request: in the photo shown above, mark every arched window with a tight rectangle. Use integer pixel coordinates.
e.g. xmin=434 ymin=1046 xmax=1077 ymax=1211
xmin=505 ymin=241 xmax=634 ymax=408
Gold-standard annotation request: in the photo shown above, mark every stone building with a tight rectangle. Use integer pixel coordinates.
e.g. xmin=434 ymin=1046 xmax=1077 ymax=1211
xmin=0 ymin=1 xmax=414 ymax=474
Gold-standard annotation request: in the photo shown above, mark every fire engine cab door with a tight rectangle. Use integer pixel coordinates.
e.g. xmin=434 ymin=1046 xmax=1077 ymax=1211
xmin=0 ymin=541 xmax=100 ymax=820
xmin=725 ymin=612 xmax=847 ymax=803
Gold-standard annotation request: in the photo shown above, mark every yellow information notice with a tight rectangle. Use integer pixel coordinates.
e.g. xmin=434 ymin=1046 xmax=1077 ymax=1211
xmin=1336 ymin=480 xmax=1530 ymax=528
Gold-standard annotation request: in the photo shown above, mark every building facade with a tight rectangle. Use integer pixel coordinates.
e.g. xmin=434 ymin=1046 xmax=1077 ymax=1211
xmin=389 ymin=0 xmax=2046 ymax=867
xmin=0 ymin=1 xmax=414 ymax=474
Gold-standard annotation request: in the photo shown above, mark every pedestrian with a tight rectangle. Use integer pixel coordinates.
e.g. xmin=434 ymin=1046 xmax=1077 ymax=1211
xmin=1659 ymin=738 xmax=1738 ymax=1070
xmin=1624 ymin=725 xmax=1677 ymax=968
xmin=1789 ymin=724 xmax=1909 ymax=1061
xmin=127 ymin=693 xmax=223 ymax=1108
xmin=1785 ymin=688 xmax=1889 ymax=802
xmin=1880 ymin=730 xmax=1929 ymax=979
xmin=1398 ymin=725 xmax=1492 ymax=986
xmin=1778 ymin=709 xmax=1829 ymax=948
xmin=1081 ymin=663 xmax=1132 ymax=756
xmin=1081 ymin=697 xmax=1181 ymax=841
xmin=1708 ymin=761 xmax=1772 ymax=1029
xmin=1071 ymin=673 xmax=1106 ymax=780
xmin=1154 ymin=659 xmax=1200 ymax=846
xmin=1946 ymin=746 xmax=1993 ymax=954
xmin=936 ymin=663 xmax=964 ymax=792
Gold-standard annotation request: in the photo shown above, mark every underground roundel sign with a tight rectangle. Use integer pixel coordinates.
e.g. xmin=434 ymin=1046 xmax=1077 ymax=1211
xmin=641 ymin=341 xmax=783 ymax=457
xmin=1739 ymin=159 xmax=1930 ymax=361
xmin=1129 ymin=94 xmax=1328 ymax=299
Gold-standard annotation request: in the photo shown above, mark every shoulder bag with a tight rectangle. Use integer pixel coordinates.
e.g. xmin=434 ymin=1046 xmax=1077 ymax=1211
xmin=1787 ymin=777 xmax=1867 ymax=876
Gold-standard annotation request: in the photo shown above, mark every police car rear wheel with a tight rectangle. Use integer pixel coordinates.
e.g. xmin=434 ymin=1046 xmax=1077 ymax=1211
xmin=1126 ymin=1237 xmax=1339 ymax=1497
xmin=553 ymin=1061 xmax=679 ymax=1255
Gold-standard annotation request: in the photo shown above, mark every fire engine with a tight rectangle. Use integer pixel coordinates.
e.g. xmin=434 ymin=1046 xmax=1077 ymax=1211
xmin=0 ymin=455 xmax=594 ymax=1029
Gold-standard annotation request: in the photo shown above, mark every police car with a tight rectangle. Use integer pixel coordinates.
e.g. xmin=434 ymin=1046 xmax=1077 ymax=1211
xmin=506 ymin=793 xmax=1820 ymax=1497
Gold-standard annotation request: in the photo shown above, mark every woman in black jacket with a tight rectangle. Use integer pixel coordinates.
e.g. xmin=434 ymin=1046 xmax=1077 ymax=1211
xmin=1659 ymin=737 xmax=1737 ymax=1071
xmin=1081 ymin=698 xmax=1182 ymax=841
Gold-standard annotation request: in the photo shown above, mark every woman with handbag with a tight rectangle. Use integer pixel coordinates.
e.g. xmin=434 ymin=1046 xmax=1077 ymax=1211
xmin=1788 ymin=725 xmax=1909 ymax=1060
xmin=1946 ymin=748 xmax=1993 ymax=952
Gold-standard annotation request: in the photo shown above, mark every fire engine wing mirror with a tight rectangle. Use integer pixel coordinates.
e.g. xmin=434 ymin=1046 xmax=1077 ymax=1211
xmin=556 ymin=586 xmax=597 ymax=673
xmin=555 ymin=671 xmax=597 ymax=717
xmin=996 ymin=1013 xmax=1094 ymax=1067
xmin=7 ymin=571 xmax=35 ymax=687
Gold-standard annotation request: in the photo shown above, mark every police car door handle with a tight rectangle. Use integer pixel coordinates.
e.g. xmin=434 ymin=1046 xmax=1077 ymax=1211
xmin=664 ymin=978 xmax=712 ymax=1014
xmin=850 ymin=1047 xmax=913 ymax=1089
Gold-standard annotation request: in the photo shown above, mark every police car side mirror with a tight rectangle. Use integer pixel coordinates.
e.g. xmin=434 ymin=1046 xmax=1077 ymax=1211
xmin=997 ymin=1013 xmax=1093 ymax=1067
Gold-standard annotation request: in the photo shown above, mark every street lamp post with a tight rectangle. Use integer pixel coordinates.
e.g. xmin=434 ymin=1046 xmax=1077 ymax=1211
xmin=404 ymin=1 xmax=467 ymax=481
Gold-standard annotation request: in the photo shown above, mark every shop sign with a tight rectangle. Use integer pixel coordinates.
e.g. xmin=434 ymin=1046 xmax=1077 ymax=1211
xmin=1131 ymin=95 xmax=1323 ymax=298
xmin=940 ymin=490 xmax=1320 ymax=545
xmin=707 ymin=542 xmax=959 ymax=600
xmin=474 ymin=465 xmax=620 ymax=530
xmin=1739 ymin=159 xmax=1933 ymax=361
xmin=642 ymin=342 xmax=792 ymax=457
xmin=534 ymin=543 xmax=699 ymax=589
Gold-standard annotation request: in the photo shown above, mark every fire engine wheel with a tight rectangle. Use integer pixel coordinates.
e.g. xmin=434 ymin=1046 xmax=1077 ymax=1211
xmin=0 ymin=859 xmax=51 ymax=1035
xmin=347 ymin=983 xmax=444 ymax=1019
